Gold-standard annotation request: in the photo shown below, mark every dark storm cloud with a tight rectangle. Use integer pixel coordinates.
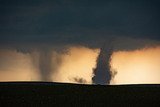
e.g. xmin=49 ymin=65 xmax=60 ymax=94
xmin=0 ymin=0 xmax=160 ymax=46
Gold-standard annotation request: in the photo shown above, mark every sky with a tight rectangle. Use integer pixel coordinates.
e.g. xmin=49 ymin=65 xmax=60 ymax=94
xmin=110 ymin=46 xmax=160 ymax=84
xmin=0 ymin=0 xmax=160 ymax=84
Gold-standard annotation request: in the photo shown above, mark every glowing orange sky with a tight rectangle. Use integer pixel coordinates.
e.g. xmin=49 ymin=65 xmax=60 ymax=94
xmin=0 ymin=50 xmax=40 ymax=81
xmin=110 ymin=46 xmax=160 ymax=84
xmin=51 ymin=46 xmax=100 ymax=84
xmin=1 ymin=46 xmax=160 ymax=85
xmin=0 ymin=47 xmax=99 ymax=84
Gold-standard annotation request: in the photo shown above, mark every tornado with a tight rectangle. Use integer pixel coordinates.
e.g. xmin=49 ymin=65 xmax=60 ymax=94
xmin=16 ymin=47 xmax=53 ymax=81
xmin=92 ymin=42 xmax=113 ymax=85
xmin=38 ymin=49 xmax=53 ymax=81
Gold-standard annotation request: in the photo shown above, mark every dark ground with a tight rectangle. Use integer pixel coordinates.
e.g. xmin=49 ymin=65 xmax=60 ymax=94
xmin=0 ymin=82 xmax=160 ymax=106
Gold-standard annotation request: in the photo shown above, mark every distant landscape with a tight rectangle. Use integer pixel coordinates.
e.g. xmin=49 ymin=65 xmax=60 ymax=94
xmin=0 ymin=82 xmax=160 ymax=106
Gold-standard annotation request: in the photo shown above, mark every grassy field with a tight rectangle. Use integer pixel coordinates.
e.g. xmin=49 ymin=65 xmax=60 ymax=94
xmin=0 ymin=82 xmax=160 ymax=106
